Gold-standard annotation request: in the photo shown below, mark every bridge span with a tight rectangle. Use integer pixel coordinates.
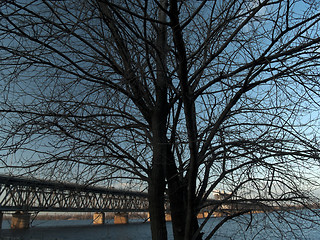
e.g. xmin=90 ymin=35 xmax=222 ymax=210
xmin=0 ymin=174 xmax=153 ymax=228
xmin=0 ymin=175 xmax=261 ymax=229
xmin=0 ymin=175 xmax=149 ymax=213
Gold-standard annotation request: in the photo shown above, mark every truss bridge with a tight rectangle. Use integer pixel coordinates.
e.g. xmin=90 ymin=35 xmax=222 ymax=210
xmin=0 ymin=175 xmax=149 ymax=213
xmin=0 ymin=175 xmax=263 ymax=229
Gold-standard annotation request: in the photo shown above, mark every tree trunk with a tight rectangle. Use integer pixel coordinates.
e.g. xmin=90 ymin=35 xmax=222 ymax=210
xmin=166 ymin=149 xmax=186 ymax=240
xmin=149 ymin=108 xmax=168 ymax=240
xmin=149 ymin=94 xmax=168 ymax=240
xmin=168 ymin=1 xmax=201 ymax=238
xmin=166 ymin=148 xmax=203 ymax=240
xmin=149 ymin=175 xmax=167 ymax=240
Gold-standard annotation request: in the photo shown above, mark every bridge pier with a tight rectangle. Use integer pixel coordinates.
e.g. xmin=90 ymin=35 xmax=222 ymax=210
xmin=196 ymin=212 xmax=209 ymax=219
xmin=11 ymin=211 xmax=30 ymax=229
xmin=197 ymin=212 xmax=204 ymax=219
xmin=114 ymin=212 xmax=128 ymax=224
xmin=93 ymin=212 xmax=105 ymax=225
xmin=165 ymin=213 xmax=172 ymax=221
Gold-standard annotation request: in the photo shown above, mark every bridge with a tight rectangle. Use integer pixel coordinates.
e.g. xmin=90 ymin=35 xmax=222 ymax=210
xmin=0 ymin=175 xmax=149 ymax=213
xmin=0 ymin=175 xmax=263 ymax=229
xmin=0 ymin=174 xmax=153 ymax=228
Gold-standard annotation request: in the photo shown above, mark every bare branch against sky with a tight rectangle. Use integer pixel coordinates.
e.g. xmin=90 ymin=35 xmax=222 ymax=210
xmin=1 ymin=0 xmax=320 ymax=239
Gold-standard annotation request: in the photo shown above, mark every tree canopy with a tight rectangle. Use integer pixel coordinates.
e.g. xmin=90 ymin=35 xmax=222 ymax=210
xmin=1 ymin=0 xmax=320 ymax=239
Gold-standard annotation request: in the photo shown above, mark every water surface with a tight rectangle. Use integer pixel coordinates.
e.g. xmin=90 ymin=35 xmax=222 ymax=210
xmin=1 ymin=211 xmax=319 ymax=240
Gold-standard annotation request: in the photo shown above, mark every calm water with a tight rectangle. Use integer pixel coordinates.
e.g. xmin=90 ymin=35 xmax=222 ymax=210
xmin=1 ymin=211 xmax=320 ymax=240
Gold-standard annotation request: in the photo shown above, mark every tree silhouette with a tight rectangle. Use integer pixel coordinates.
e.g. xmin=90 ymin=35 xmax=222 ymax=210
xmin=1 ymin=0 xmax=320 ymax=239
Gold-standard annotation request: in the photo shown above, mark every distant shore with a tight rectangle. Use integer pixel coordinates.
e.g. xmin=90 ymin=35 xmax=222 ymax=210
xmin=2 ymin=212 xmax=149 ymax=221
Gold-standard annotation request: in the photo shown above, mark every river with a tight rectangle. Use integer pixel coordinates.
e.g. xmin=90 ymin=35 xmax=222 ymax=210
xmin=1 ymin=211 xmax=319 ymax=239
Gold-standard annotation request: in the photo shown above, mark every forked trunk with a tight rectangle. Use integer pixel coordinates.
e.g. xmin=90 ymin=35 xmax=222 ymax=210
xmin=166 ymin=149 xmax=202 ymax=240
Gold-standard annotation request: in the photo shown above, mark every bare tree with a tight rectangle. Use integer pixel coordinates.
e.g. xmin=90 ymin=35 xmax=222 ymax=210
xmin=1 ymin=0 xmax=320 ymax=239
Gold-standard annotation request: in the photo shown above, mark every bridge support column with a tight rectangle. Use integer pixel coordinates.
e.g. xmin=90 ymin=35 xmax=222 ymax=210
xmin=93 ymin=212 xmax=105 ymax=225
xmin=114 ymin=212 xmax=128 ymax=224
xmin=197 ymin=212 xmax=204 ymax=219
xmin=11 ymin=211 xmax=30 ymax=229
xmin=165 ymin=213 xmax=172 ymax=221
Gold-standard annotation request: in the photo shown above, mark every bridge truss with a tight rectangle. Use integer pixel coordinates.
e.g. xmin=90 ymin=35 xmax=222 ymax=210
xmin=0 ymin=175 xmax=149 ymax=212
